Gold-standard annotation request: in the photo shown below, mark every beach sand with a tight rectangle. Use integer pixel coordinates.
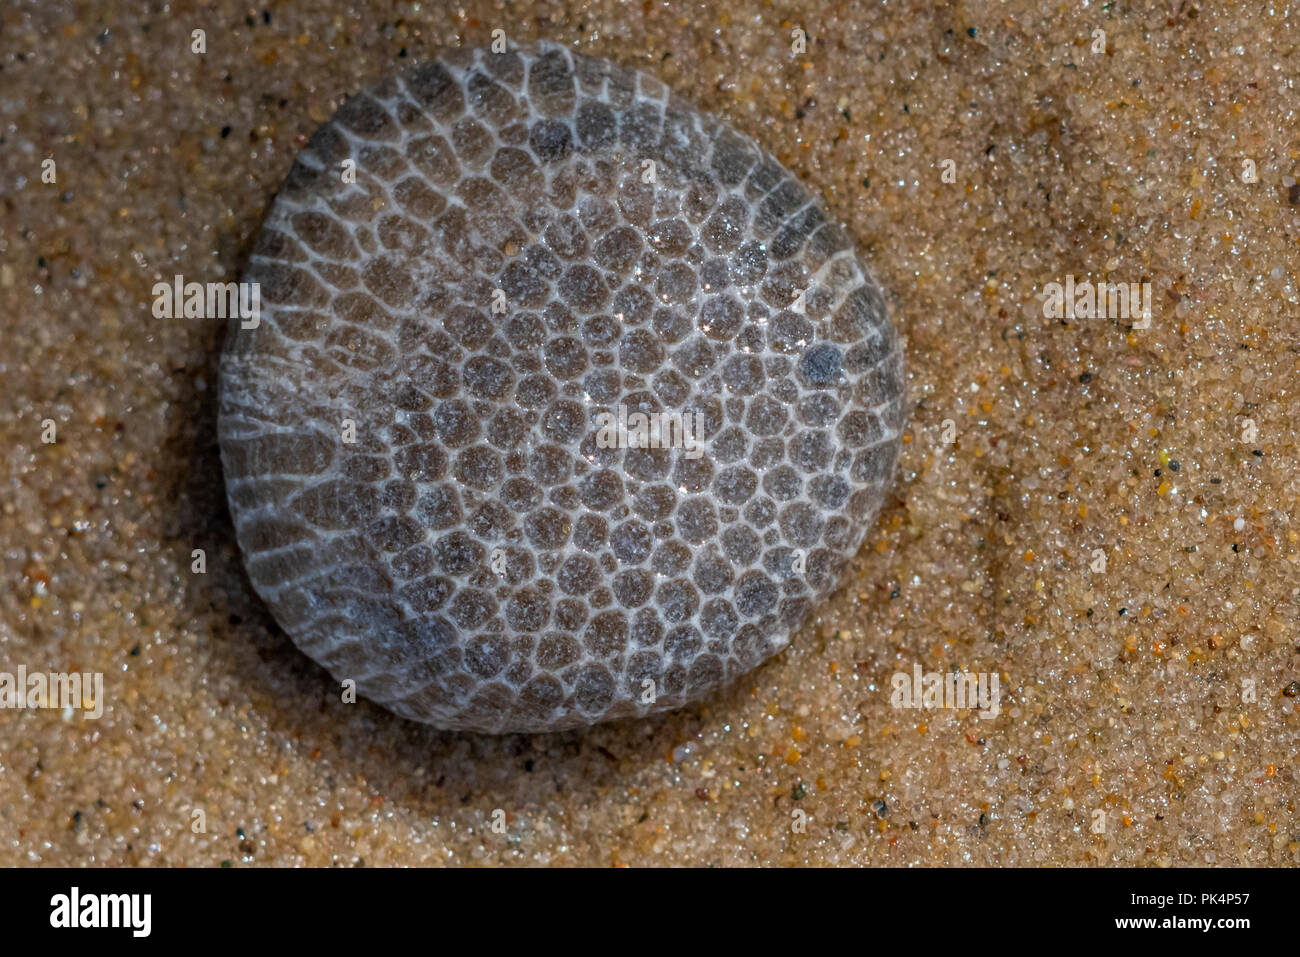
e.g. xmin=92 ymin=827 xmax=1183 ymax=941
xmin=1 ymin=0 xmax=1296 ymax=865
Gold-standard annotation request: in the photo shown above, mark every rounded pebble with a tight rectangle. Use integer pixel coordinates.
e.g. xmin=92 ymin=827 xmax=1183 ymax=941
xmin=218 ymin=41 xmax=904 ymax=732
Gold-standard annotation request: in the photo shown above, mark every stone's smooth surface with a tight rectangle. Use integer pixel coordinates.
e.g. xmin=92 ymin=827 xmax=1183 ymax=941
xmin=219 ymin=42 xmax=904 ymax=732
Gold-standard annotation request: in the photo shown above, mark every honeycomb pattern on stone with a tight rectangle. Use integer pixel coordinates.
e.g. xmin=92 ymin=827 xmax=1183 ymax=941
xmin=218 ymin=41 xmax=905 ymax=733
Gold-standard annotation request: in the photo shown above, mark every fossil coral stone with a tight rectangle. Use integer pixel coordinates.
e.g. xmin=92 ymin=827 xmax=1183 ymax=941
xmin=218 ymin=41 xmax=905 ymax=733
